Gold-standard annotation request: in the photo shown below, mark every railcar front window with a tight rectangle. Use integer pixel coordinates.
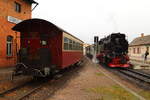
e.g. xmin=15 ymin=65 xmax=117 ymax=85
xmin=41 ymin=40 xmax=47 ymax=45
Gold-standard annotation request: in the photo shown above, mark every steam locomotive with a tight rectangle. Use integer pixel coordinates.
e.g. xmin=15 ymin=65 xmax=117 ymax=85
xmin=96 ymin=33 xmax=130 ymax=68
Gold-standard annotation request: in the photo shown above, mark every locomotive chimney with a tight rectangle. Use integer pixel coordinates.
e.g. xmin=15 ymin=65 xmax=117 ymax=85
xmin=141 ymin=33 xmax=144 ymax=37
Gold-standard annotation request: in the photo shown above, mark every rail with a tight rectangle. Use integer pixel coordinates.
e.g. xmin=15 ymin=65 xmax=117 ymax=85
xmin=118 ymin=68 xmax=150 ymax=89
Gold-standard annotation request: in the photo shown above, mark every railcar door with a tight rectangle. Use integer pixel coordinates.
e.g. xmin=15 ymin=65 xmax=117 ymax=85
xmin=39 ymin=35 xmax=51 ymax=67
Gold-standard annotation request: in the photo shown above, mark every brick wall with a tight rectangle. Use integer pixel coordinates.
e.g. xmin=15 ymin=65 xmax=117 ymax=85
xmin=0 ymin=0 xmax=32 ymax=67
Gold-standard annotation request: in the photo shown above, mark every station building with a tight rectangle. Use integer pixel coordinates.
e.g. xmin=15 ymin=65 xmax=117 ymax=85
xmin=128 ymin=33 xmax=150 ymax=63
xmin=0 ymin=0 xmax=37 ymax=67
xmin=83 ymin=43 xmax=90 ymax=55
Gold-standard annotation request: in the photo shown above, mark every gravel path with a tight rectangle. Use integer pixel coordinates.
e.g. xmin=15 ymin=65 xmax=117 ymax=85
xmin=1 ymin=57 xmax=149 ymax=100
xmin=47 ymin=58 xmax=145 ymax=100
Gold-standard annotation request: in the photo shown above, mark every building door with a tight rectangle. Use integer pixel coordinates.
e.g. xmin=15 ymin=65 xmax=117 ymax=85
xmin=146 ymin=47 xmax=149 ymax=52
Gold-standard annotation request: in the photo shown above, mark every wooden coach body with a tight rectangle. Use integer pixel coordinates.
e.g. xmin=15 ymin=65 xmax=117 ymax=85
xmin=12 ymin=18 xmax=83 ymax=76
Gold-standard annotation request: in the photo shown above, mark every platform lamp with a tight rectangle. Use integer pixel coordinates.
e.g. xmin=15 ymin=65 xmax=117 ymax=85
xmin=94 ymin=36 xmax=99 ymax=54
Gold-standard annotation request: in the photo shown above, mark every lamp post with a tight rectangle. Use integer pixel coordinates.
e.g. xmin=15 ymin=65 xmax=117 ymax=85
xmin=94 ymin=36 xmax=99 ymax=54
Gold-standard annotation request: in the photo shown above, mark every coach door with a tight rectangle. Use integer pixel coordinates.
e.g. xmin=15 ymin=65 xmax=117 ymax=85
xmin=39 ymin=36 xmax=51 ymax=66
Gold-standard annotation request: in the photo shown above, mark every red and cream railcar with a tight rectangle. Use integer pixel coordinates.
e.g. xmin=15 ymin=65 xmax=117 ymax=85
xmin=12 ymin=18 xmax=84 ymax=77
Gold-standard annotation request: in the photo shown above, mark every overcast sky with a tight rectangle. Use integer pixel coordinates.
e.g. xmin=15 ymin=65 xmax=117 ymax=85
xmin=32 ymin=0 xmax=150 ymax=44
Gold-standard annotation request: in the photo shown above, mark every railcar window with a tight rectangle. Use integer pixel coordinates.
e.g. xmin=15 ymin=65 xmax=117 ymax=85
xmin=79 ymin=44 xmax=81 ymax=50
xmin=78 ymin=43 xmax=80 ymax=50
xmin=75 ymin=42 xmax=78 ymax=50
xmin=41 ymin=40 xmax=47 ymax=45
xmin=69 ymin=39 xmax=73 ymax=50
xmin=7 ymin=36 xmax=13 ymax=56
xmin=77 ymin=43 xmax=80 ymax=50
xmin=80 ymin=44 xmax=82 ymax=50
xmin=63 ymin=37 xmax=82 ymax=51
xmin=64 ymin=37 xmax=69 ymax=50
xmin=73 ymin=41 xmax=75 ymax=50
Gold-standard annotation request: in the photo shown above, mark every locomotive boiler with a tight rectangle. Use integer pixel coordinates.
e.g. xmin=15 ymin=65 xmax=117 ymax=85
xmin=96 ymin=33 xmax=130 ymax=67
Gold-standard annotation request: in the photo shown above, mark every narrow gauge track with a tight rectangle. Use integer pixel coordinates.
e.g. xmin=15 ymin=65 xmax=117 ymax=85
xmin=0 ymin=78 xmax=49 ymax=100
xmin=0 ymin=80 xmax=32 ymax=96
xmin=117 ymin=68 xmax=150 ymax=90
xmin=97 ymin=62 xmax=150 ymax=90
xmin=0 ymin=59 xmax=84 ymax=100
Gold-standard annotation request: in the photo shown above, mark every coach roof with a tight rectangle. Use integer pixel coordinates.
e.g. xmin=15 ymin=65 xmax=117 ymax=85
xmin=12 ymin=18 xmax=83 ymax=43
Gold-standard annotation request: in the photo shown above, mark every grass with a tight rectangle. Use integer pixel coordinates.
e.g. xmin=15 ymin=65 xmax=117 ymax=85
xmin=139 ymin=90 xmax=150 ymax=100
xmin=85 ymin=85 xmax=139 ymax=100
xmin=95 ymin=72 xmax=104 ymax=76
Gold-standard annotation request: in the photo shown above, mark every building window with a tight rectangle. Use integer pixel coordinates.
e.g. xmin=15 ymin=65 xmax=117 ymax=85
xmin=7 ymin=36 xmax=13 ymax=56
xmin=146 ymin=47 xmax=149 ymax=52
xmin=15 ymin=2 xmax=21 ymax=13
xmin=137 ymin=47 xmax=140 ymax=54
xmin=129 ymin=48 xmax=131 ymax=53
xmin=133 ymin=48 xmax=135 ymax=54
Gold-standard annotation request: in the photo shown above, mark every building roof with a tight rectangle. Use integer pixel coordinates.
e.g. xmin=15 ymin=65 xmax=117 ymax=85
xmin=24 ymin=0 xmax=38 ymax=4
xmin=129 ymin=35 xmax=150 ymax=46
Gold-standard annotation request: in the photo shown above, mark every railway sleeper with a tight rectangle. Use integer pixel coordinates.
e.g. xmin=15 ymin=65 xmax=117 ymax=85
xmin=119 ymin=70 xmax=150 ymax=83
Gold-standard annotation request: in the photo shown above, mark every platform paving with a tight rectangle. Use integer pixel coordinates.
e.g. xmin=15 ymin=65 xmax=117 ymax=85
xmin=130 ymin=60 xmax=150 ymax=69
xmin=0 ymin=67 xmax=14 ymax=81
xmin=47 ymin=57 xmax=149 ymax=100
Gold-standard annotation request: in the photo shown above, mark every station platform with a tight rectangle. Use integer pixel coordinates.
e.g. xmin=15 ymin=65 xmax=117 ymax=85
xmin=0 ymin=67 xmax=14 ymax=81
xmin=130 ymin=60 xmax=150 ymax=69
xmin=0 ymin=67 xmax=14 ymax=74
xmin=47 ymin=57 xmax=148 ymax=100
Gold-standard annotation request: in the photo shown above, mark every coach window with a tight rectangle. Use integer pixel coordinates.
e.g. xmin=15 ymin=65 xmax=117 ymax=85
xmin=80 ymin=44 xmax=82 ymax=50
xmin=78 ymin=44 xmax=81 ymax=50
xmin=15 ymin=2 xmax=21 ymax=13
xmin=69 ymin=39 xmax=73 ymax=50
xmin=7 ymin=36 xmax=13 ymax=56
xmin=77 ymin=42 xmax=79 ymax=50
xmin=64 ymin=37 xmax=69 ymax=50
xmin=80 ymin=44 xmax=83 ymax=51
xmin=73 ymin=41 xmax=75 ymax=50
xmin=75 ymin=42 xmax=78 ymax=50
xmin=41 ymin=40 xmax=47 ymax=46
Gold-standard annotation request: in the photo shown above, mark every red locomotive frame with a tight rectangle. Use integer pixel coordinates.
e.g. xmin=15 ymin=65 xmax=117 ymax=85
xmin=96 ymin=52 xmax=130 ymax=68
